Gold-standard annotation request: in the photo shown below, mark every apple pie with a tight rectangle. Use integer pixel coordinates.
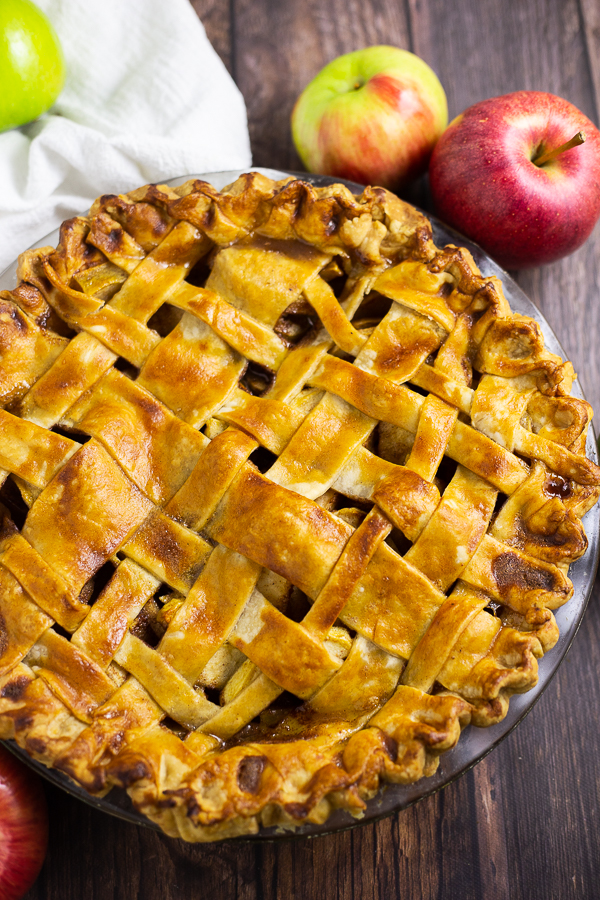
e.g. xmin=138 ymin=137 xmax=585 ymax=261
xmin=0 ymin=172 xmax=597 ymax=842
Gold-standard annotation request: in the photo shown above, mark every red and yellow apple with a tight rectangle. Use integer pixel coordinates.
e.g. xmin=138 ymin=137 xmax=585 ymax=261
xmin=429 ymin=91 xmax=600 ymax=268
xmin=292 ymin=46 xmax=447 ymax=190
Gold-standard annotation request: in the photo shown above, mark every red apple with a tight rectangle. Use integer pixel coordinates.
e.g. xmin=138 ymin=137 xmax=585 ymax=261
xmin=0 ymin=745 xmax=48 ymax=899
xmin=429 ymin=91 xmax=600 ymax=268
xmin=291 ymin=46 xmax=447 ymax=190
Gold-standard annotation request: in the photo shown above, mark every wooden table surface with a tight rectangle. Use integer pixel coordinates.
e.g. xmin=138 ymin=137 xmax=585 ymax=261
xmin=23 ymin=1 xmax=600 ymax=898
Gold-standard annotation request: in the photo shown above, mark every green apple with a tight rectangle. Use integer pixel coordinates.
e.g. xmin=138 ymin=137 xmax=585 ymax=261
xmin=292 ymin=46 xmax=447 ymax=190
xmin=0 ymin=0 xmax=65 ymax=133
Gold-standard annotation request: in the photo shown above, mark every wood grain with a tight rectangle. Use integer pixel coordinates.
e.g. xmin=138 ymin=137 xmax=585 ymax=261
xmin=22 ymin=0 xmax=600 ymax=897
xmin=579 ymin=0 xmax=600 ymax=117
xmin=190 ymin=0 xmax=233 ymax=74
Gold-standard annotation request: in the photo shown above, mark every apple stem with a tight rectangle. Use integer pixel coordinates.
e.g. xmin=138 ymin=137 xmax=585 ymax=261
xmin=533 ymin=131 xmax=586 ymax=166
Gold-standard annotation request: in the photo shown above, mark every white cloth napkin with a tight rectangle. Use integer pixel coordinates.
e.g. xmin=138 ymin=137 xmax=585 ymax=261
xmin=0 ymin=0 xmax=252 ymax=273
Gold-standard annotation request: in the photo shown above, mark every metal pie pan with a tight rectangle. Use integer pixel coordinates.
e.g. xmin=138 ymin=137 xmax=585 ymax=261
xmin=1 ymin=168 xmax=598 ymax=841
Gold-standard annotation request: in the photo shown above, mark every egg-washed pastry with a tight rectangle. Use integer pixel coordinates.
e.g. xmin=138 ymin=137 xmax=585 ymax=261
xmin=0 ymin=173 xmax=598 ymax=841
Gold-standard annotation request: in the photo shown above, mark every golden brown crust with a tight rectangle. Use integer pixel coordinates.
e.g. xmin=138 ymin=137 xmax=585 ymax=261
xmin=0 ymin=172 xmax=597 ymax=841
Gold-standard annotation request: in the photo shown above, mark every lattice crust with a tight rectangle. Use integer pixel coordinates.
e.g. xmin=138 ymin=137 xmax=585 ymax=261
xmin=0 ymin=172 xmax=598 ymax=842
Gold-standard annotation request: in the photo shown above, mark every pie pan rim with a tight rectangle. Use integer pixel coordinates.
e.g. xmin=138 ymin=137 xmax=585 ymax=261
xmin=1 ymin=168 xmax=598 ymax=841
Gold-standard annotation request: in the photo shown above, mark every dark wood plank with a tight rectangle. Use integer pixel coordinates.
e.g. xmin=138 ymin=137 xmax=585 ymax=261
xmin=497 ymin=586 xmax=600 ymax=900
xmin=190 ymin=0 xmax=233 ymax=74
xmin=577 ymin=0 xmax=600 ymax=118
xmin=24 ymin=781 xmax=262 ymax=900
